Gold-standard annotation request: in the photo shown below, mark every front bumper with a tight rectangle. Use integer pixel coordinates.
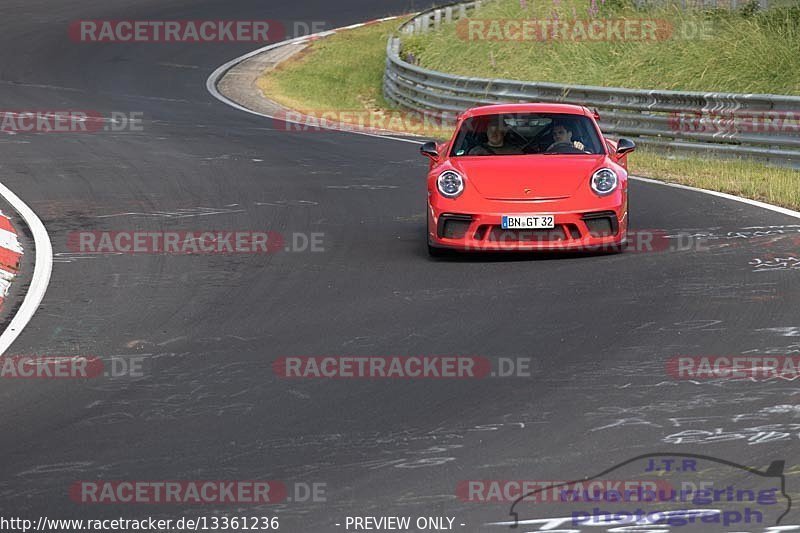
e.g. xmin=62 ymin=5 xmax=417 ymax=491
xmin=428 ymin=200 xmax=627 ymax=252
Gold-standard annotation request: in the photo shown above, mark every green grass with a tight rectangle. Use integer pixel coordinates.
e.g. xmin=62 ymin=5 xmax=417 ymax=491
xmin=632 ymin=148 xmax=800 ymax=209
xmin=259 ymin=8 xmax=800 ymax=210
xmin=258 ymin=20 xmax=397 ymax=113
xmin=403 ymin=0 xmax=800 ymax=94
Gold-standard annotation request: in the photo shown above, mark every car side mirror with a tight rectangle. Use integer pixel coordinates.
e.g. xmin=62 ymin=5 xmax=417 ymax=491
xmin=616 ymin=138 xmax=636 ymax=156
xmin=420 ymin=141 xmax=439 ymax=161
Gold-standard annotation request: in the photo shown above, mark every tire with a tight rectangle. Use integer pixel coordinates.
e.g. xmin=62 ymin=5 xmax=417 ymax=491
xmin=605 ymin=239 xmax=628 ymax=254
xmin=428 ymin=243 xmax=450 ymax=258
xmin=426 ymin=213 xmax=448 ymax=258
xmin=607 ymin=211 xmax=629 ymax=254
xmin=607 ymin=206 xmax=630 ymax=254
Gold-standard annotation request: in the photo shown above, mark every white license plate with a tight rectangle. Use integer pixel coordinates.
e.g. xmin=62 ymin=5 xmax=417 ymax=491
xmin=501 ymin=214 xmax=555 ymax=229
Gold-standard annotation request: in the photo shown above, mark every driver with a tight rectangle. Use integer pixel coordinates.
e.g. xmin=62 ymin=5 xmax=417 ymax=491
xmin=468 ymin=117 xmax=521 ymax=155
xmin=547 ymin=121 xmax=586 ymax=152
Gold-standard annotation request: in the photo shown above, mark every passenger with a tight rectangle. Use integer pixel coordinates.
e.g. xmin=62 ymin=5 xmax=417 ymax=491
xmin=468 ymin=117 xmax=521 ymax=155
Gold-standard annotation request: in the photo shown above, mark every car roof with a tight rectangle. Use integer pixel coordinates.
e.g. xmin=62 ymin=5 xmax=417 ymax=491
xmin=459 ymin=103 xmax=590 ymax=119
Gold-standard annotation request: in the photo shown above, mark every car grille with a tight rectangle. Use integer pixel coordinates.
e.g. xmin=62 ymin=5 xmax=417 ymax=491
xmin=438 ymin=214 xmax=473 ymax=239
xmin=436 ymin=213 xmax=617 ymax=243
xmin=582 ymin=211 xmax=619 ymax=237
xmin=481 ymin=225 xmax=578 ymax=243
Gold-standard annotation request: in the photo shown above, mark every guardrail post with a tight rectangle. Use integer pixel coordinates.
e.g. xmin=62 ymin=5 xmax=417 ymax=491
xmin=384 ymin=0 xmax=800 ymax=166
xmin=421 ymin=13 xmax=432 ymax=32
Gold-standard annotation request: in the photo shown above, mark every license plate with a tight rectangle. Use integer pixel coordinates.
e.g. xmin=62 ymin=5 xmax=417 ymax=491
xmin=501 ymin=214 xmax=555 ymax=229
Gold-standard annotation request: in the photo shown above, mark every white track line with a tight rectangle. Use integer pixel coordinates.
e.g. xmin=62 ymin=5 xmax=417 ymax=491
xmin=207 ymin=23 xmax=800 ymax=222
xmin=205 ymin=17 xmax=421 ymax=145
xmin=0 ymin=182 xmax=52 ymax=355
xmin=633 ymin=175 xmax=800 ymax=220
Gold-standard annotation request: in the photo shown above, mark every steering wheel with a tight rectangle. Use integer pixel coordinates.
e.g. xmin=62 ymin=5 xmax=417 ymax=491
xmin=519 ymin=128 xmax=555 ymax=153
xmin=545 ymin=141 xmax=588 ymax=154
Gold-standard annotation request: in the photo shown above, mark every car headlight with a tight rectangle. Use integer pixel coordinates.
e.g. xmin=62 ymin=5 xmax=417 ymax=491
xmin=437 ymin=170 xmax=464 ymax=198
xmin=590 ymin=168 xmax=618 ymax=196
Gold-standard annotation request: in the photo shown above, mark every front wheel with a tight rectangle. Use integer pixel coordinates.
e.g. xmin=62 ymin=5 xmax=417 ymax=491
xmin=426 ymin=213 xmax=447 ymax=258
xmin=608 ymin=207 xmax=629 ymax=254
xmin=428 ymin=244 xmax=450 ymax=258
xmin=605 ymin=240 xmax=628 ymax=254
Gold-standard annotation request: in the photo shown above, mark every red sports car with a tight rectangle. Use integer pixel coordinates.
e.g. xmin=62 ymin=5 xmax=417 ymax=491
xmin=420 ymin=103 xmax=635 ymax=256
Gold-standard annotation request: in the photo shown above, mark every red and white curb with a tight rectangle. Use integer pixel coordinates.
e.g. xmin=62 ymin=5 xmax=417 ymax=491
xmin=0 ymin=211 xmax=22 ymax=307
xmin=0 ymin=181 xmax=52 ymax=355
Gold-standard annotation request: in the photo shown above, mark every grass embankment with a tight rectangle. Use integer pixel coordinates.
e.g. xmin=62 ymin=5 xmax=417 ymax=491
xmin=403 ymin=0 xmax=800 ymax=94
xmin=259 ymin=5 xmax=800 ymax=210
xmin=257 ymin=21 xmax=396 ymax=118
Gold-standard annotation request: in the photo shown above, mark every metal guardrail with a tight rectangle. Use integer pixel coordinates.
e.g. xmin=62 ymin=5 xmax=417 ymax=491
xmin=636 ymin=0 xmax=770 ymax=9
xmin=382 ymin=1 xmax=800 ymax=167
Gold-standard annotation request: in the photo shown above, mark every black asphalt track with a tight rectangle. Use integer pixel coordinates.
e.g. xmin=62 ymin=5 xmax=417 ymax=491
xmin=0 ymin=1 xmax=799 ymax=531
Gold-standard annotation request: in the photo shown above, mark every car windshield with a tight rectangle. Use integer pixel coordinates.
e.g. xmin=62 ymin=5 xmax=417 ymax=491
xmin=449 ymin=113 xmax=604 ymax=156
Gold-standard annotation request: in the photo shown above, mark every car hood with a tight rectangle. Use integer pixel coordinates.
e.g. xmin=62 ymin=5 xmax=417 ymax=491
xmin=451 ymin=155 xmax=607 ymax=200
